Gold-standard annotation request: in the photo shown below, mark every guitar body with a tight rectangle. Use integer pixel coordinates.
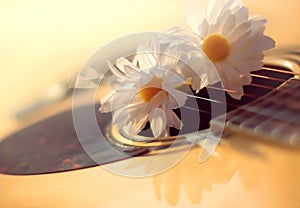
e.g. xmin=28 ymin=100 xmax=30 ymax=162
xmin=0 ymin=47 xmax=299 ymax=208
xmin=1 ymin=1 xmax=300 ymax=207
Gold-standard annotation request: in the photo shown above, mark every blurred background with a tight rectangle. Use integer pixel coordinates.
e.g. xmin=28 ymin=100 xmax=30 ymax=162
xmin=0 ymin=0 xmax=299 ymax=207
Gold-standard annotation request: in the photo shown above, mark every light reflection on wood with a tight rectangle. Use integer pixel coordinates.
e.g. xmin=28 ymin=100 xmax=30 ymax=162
xmin=0 ymin=135 xmax=299 ymax=207
xmin=152 ymin=135 xmax=300 ymax=207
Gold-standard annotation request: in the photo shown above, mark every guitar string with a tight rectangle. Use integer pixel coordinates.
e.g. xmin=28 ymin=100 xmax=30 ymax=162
xmin=262 ymin=66 xmax=300 ymax=76
xmin=182 ymin=67 xmax=296 ymax=114
xmin=197 ymin=66 xmax=298 ymax=98
xmin=187 ymin=67 xmax=297 ymax=101
xmin=204 ymin=85 xmax=258 ymax=98
xmin=250 ymin=74 xmax=287 ymax=82
xmin=181 ymin=105 xmax=212 ymax=115
xmin=186 ymin=72 xmax=288 ymax=105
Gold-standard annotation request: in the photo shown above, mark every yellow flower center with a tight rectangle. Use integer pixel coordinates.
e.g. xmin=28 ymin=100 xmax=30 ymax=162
xmin=203 ymin=34 xmax=231 ymax=62
xmin=139 ymin=77 xmax=163 ymax=102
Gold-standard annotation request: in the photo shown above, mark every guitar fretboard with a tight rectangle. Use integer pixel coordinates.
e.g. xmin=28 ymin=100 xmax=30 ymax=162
xmin=211 ymin=78 xmax=300 ymax=146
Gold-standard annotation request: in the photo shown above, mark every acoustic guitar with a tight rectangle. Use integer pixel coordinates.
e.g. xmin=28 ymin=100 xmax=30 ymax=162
xmin=0 ymin=46 xmax=299 ymax=208
xmin=0 ymin=47 xmax=300 ymax=207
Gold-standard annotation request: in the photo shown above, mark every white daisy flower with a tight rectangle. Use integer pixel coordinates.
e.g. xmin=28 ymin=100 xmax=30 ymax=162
xmin=158 ymin=28 xmax=220 ymax=92
xmin=100 ymin=40 xmax=187 ymax=138
xmin=183 ymin=0 xmax=275 ymax=99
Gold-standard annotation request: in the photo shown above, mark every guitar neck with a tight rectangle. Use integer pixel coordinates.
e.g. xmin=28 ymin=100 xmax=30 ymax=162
xmin=211 ymin=78 xmax=300 ymax=146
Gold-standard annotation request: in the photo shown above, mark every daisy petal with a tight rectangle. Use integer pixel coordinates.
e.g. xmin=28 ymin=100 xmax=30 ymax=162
xmin=113 ymin=109 xmax=131 ymax=129
xmin=228 ymin=22 xmax=251 ymax=43
xmin=253 ymin=36 xmax=276 ymax=51
xmin=147 ymin=90 xmax=169 ymax=110
xmin=199 ymin=19 xmax=209 ymax=39
xmin=217 ymin=62 xmax=241 ymax=86
xmin=222 ymin=14 xmax=236 ymax=36
xmin=249 ymin=15 xmax=267 ymax=34
xmin=136 ymin=45 xmax=158 ymax=70
xmin=170 ymin=109 xmax=183 ymax=129
xmin=223 ymin=0 xmax=239 ymax=11
xmin=233 ymin=7 xmax=249 ymax=25
xmin=149 ymin=108 xmax=167 ymax=138
xmin=99 ymin=90 xmax=114 ymax=111
xmin=147 ymin=36 xmax=160 ymax=53
xmin=130 ymin=114 xmax=149 ymax=135
xmin=165 ymin=107 xmax=183 ymax=130
xmin=126 ymin=121 xmax=140 ymax=137
xmin=165 ymin=107 xmax=174 ymax=127
xmin=207 ymin=0 xmax=224 ymax=23
xmin=107 ymin=62 xmax=125 ymax=79
xmin=116 ymin=57 xmax=141 ymax=75
xmin=240 ymin=74 xmax=252 ymax=85
xmin=223 ymin=82 xmax=244 ymax=100
xmin=160 ymin=51 xmax=180 ymax=69
xmin=167 ymin=89 xmax=188 ymax=109
xmin=100 ymin=91 xmax=133 ymax=112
